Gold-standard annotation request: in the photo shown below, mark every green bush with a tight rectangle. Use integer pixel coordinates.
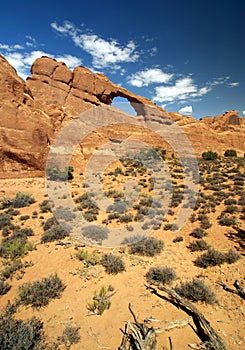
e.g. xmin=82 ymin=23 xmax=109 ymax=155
xmin=202 ymin=151 xmax=218 ymax=161
xmin=129 ymin=237 xmax=164 ymax=257
xmin=0 ymin=236 xmax=34 ymax=259
xmin=13 ymin=192 xmax=35 ymax=208
xmin=101 ymin=253 xmax=125 ymax=274
xmin=18 ymin=273 xmax=66 ymax=308
xmin=81 ymin=225 xmax=109 ymax=244
xmin=146 ymin=266 xmax=176 ymax=285
xmin=75 ymin=249 xmax=100 ymax=267
xmin=174 ymin=279 xmax=217 ymax=304
xmin=87 ymin=286 xmax=113 ymax=315
xmin=224 ymin=149 xmax=237 ymax=157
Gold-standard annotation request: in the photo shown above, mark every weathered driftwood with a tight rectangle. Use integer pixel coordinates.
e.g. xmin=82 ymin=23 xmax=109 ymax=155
xmin=217 ymin=280 xmax=245 ymax=300
xmin=118 ymin=304 xmax=157 ymax=350
xmin=145 ymin=284 xmax=228 ymax=350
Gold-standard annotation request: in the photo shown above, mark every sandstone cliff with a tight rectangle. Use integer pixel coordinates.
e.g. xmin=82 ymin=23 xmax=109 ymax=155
xmin=0 ymin=55 xmax=244 ymax=178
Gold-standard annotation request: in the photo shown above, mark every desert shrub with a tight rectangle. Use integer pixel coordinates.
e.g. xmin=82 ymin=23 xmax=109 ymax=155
xmin=224 ymin=149 xmax=237 ymax=157
xmin=0 ymin=259 xmax=29 ymax=280
xmin=121 ymin=234 xmax=145 ymax=245
xmin=54 ymin=206 xmax=76 ymax=222
xmin=174 ymin=279 xmax=217 ymax=304
xmin=224 ymin=249 xmax=240 ymax=264
xmin=13 ymin=227 xmax=34 ymax=238
xmin=188 ymin=239 xmax=210 ymax=252
xmin=146 ymin=266 xmax=176 ymax=285
xmin=200 ymin=215 xmax=212 ymax=229
xmin=42 ymin=216 xmax=59 ymax=231
xmin=19 ymin=215 xmax=30 ymax=221
xmin=0 ymin=280 xmax=11 ymax=295
xmin=129 ymin=237 xmax=164 ymax=257
xmin=164 ymin=223 xmax=173 ymax=231
xmin=0 ymin=236 xmax=34 ymax=259
xmin=118 ymin=213 xmax=133 ymax=223
xmin=202 ymin=151 xmax=218 ymax=160
xmin=0 ymin=197 xmax=13 ymax=209
xmin=87 ymin=286 xmax=113 ymax=315
xmin=194 ymin=248 xmax=238 ymax=268
xmin=107 ymin=201 xmax=128 ymax=213
xmin=223 ymin=205 xmax=239 ymax=214
xmin=57 ymin=326 xmax=80 ymax=349
xmin=13 ymin=192 xmax=35 ymax=208
xmin=46 ymin=165 xmax=73 ymax=181
xmin=41 ymin=224 xmax=69 ymax=243
xmin=83 ymin=208 xmax=99 ymax=222
xmin=190 ymin=227 xmax=207 ymax=239
xmin=173 ymin=236 xmax=184 ymax=243
xmin=75 ymin=249 xmax=100 ymax=267
xmin=101 ymin=253 xmax=125 ymax=274
xmin=18 ymin=273 xmax=66 ymax=308
xmin=218 ymin=216 xmax=238 ymax=227
xmin=224 ymin=198 xmax=237 ymax=205
xmin=5 ymin=208 xmax=20 ymax=216
xmin=81 ymin=225 xmax=109 ymax=244
xmin=0 ymin=213 xmax=12 ymax=230
xmin=0 ymin=305 xmax=46 ymax=350
xmin=39 ymin=199 xmax=53 ymax=213
xmin=195 ymin=248 xmax=224 ymax=268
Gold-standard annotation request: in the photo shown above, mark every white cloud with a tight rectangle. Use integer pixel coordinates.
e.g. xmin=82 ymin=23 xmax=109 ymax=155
xmin=0 ymin=43 xmax=23 ymax=51
xmin=228 ymin=82 xmax=240 ymax=88
xmin=153 ymin=77 xmax=208 ymax=103
xmin=51 ymin=21 xmax=139 ymax=69
xmin=243 ymin=111 xmax=245 ymax=116
xmin=178 ymin=105 xmax=193 ymax=115
xmin=128 ymin=68 xmax=173 ymax=87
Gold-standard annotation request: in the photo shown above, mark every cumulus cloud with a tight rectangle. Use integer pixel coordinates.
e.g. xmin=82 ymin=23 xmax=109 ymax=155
xmin=243 ymin=111 xmax=245 ymax=116
xmin=128 ymin=68 xmax=173 ymax=87
xmin=51 ymin=21 xmax=139 ymax=69
xmin=153 ymin=77 xmax=210 ymax=103
xmin=178 ymin=105 xmax=193 ymax=115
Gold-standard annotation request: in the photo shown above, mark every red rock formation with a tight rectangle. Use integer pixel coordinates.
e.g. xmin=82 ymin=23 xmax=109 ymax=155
xmin=0 ymin=54 xmax=244 ymax=178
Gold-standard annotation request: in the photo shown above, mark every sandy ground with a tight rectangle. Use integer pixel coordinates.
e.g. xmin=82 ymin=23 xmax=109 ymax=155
xmin=0 ymin=170 xmax=244 ymax=350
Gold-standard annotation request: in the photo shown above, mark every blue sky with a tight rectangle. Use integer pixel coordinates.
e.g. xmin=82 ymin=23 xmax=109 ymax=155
xmin=0 ymin=0 xmax=244 ymax=119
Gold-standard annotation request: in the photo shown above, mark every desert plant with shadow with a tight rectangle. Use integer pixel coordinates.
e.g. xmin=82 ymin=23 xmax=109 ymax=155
xmin=18 ymin=273 xmax=66 ymax=308
xmin=146 ymin=266 xmax=176 ymax=285
xmin=174 ymin=278 xmax=217 ymax=304
xmin=101 ymin=253 xmax=125 ymax=274
xmin=87 ymin=285 xmax=115 ymax=315
xmin=129 ymin=237 xmax=164 ymax=257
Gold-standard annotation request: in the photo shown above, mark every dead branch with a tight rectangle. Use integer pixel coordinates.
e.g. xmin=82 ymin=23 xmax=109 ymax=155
xmin=217 ymin=280 xmax=245 ymax=300
xmin=118 ymin=304 xmax=157 ymax=350
xmin=145 ymin=284 xmax=228 ymax=350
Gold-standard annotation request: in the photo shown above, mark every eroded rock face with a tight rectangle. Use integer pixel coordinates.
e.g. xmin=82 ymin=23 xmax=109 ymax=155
xmin=0 ymin=55 xmax=53 ymax=177
xmin=0 ymin=54 xmax=245 ymax=178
